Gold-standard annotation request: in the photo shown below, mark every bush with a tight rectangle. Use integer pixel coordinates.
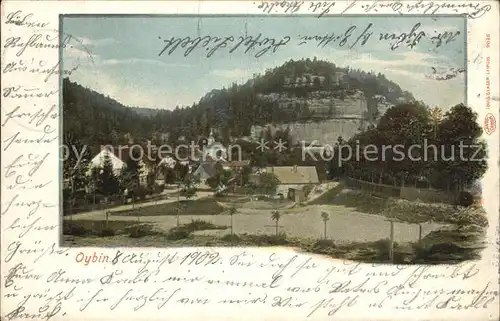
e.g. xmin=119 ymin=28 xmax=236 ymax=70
xmin=370 ymin=239 xmax=399 ymax=259
xmin=457 ymin=191 xmax=474 ymax=207
xmin=126 ymin=224 xmax=157 ymax=238
xmin=391 ymin=243 xmax=416 ymax=264
xmin=221 ymin=234 xmax=241 ymax=242
xmin=63 ymin=223 xmax=92 ymax=236
xmin=183 ymin=219 xmax=224 ymax=232
xmin=371 ymin=239 xmax=397 ymax=252
xmin=135 ymin=186 xmax=148 ymax=200
xmin=330 ymin=190 xmax=488 ymax=226
xmin=166 ymin=227 xmax=190 ymax=240
xmin=99 ymin=228 xmax=116 ymax=237
xmin=206 ymin=176 xmax=218 ymax=189
xmin=411 ymin=242 xmax=480 ymax=263
xmin=247 ymin=233 xmax=289 ymax=246
xmin=145 ymin=185 xmax=155 ymax=196
xmin=313 ymin=239 xmax=336 ymax=249
xmin=408 ymin=226 xmax=486 ymax=264
xmin=154 ymin=183 xmax=165 ymax=193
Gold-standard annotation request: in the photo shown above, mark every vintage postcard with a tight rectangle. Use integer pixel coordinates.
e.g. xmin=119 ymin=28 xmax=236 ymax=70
xmin=1 ymin=1 xmax=499 ymax=320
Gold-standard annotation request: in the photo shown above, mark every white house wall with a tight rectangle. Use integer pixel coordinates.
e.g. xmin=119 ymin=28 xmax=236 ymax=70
xmin=276 ymin=184 xmax=302 ymax=196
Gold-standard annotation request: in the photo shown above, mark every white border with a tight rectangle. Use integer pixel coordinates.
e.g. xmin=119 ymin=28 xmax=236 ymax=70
xmin=1 ymin=1 xmax=499 ymax=320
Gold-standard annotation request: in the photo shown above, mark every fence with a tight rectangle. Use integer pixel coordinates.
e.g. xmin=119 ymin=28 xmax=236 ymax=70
xmin=400 ymin=186 xmax=457 ymax=204
xmin=344 ymin=177 xmax=458 ymax=205
xmin=344 ymin=177 xmax=400 ymax=198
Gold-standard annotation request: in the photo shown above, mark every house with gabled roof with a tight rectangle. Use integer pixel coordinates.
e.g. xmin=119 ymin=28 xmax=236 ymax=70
xmin=192 ymin=162 xmax=218 ymax=183
xmin=88 ymin=147 xmax=126 ymax=176
xmin=158 ymin=155 xmax=177 ymax=169
xmin=264 ymin=165 xmax=320 ymax=198
xmin=88 ymin=145 xmax=150 ymax=186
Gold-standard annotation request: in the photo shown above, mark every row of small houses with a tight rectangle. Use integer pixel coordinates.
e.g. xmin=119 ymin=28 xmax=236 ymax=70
xmin=80 ymin=145 xmax=320 ymax=202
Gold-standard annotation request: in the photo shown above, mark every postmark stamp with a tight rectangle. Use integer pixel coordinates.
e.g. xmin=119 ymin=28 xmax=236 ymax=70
xmin=484 ymin=113 xmax=496 ymax=135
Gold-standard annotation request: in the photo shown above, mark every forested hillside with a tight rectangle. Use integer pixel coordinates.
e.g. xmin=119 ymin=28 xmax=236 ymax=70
xmin=63 ymin=57 xmax=415 ymax=149
xmin=62 ymin=57 xmax=487 ymax=194
xmin=63 ymin=78 xmax=152 ymax=151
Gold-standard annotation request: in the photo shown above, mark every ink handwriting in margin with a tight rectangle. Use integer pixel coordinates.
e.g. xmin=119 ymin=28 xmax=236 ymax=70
xmin=159 ymin=22 xmax=461 ymax=59
xmin=2 ymin=10 xmax=65 ymax=321
xmin=254 ymin=0 xmax=492 ymax=19
xmin=158 ymin=33 xmax=291 ymax=58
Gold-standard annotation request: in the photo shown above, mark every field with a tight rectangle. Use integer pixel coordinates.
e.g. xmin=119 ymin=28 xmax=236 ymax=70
xmin=63 ymin=185 xmax=488 ymax=264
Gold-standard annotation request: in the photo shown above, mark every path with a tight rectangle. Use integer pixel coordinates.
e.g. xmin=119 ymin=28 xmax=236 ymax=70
xmin=184 ymin=204 xmax=448 ymax=243
xmin=66 ymin=186 xmax=449 ymax=244
xmin=71 ymin=203 xmax=447 ymax=244
xmin=67 ymin=191 xmax=213 ymax=221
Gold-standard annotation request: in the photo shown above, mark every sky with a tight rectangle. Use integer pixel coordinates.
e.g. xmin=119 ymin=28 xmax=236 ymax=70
xmin=62 ymin=15 xmax=466 ymax=110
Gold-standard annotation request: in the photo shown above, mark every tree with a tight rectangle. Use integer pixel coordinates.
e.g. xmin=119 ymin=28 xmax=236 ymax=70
xmin=63 ymin=135 xmax=91 ymax=192
xmin=328 ymin=136 xmax=348 ymax=180
xmin=97 ymin=153 xmax=119 ymax=199
xmin=430 ymin=107 xmax=443 ymax=139
xmin=89 ymin=166 xmax=103 ymax=204
xmin=321 ymin=211 xmax=330 ymax=239
xmin=229 ymin=206 xmax=237 ymax=236
xmin=119 ymin=149 xmax=143 ymax=205
xmin=256 ymin=172 xmax=279 ymax=196
xmin=435 ymin=104 xmax=487 ymax=191
xmin=239 ymin=166 xmax=252 ymax=186
xmin=180 ymin=173 xmax=198 ymax=200
xmin=366 ymin=102 xmax=432 ymax=187
xmin=62 ymin=134 xmax=91 ymax=215
xmin=207 ymin=163 xmax=233 ymax=193
xmin=313 ymin=76 xmax=322 ymax=89
xmin=173 ymin=162 xmax=189 ymax=181
xmin=162 ymin=166 xmax=177 ymax=184
xmin=271 ymin=210 xmax=281 ymax=236
xmin=175 ymin=174 xmax=198 ymax=226
xmin=142 ymin=145 xmax=162 ymax=191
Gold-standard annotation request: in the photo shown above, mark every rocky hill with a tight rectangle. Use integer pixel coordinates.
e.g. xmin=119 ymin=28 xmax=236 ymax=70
xmin=63 ymin=58 xmax=416 ymax=147
xmin=252 ymin=118 xmax=366 ymax=146
xmin=219 ymin=58 xmax=415 ymax=144
xmin=149 ymin=58 xmax=415 ymax=144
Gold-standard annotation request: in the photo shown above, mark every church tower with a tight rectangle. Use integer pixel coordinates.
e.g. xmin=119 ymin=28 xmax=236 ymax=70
xmin=207 ymin=128 xmax=215 ymax=146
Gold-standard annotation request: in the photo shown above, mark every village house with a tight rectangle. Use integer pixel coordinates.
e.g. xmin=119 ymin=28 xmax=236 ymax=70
xmin=288 ymin=187 xmax=306 ymax=202
xmin=263 ymin=165 xmax=320 ymax=199
xmin=192 ymin=162 xmax=218 ymax=184
xmin=88 ymin=146 xmax=150 ymax=186
xmin=158 ymin=155 xmax=177 ymax=169
xmin=89 ymin=147 xmax=125 ymax=176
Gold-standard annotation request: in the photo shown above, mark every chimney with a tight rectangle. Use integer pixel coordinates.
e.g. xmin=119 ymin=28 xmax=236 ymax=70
xmin=293 ymin=165 xmax=297 ymax=173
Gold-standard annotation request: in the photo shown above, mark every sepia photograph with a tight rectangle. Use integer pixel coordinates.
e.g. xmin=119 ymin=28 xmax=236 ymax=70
xmin=61 ymin=15 xmax=488 ymax=265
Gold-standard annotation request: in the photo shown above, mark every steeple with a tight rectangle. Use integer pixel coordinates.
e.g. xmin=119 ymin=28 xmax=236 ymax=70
xmin=207 ymin=128 xmax=215 ymax=145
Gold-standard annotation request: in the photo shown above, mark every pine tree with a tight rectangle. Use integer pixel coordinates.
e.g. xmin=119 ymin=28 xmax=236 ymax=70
xmin=98 ymin=153 xmax=119 ymax=198
xmin=120 ymin=149 xmax=142 ymax=196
